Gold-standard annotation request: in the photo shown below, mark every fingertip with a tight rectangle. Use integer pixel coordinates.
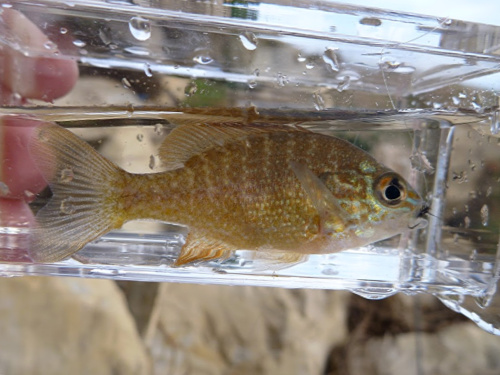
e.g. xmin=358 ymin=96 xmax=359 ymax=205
xmin=0 ymin=198 xmax=33 ymax=263
xmin=34 ymin=56 xmax=79 ymax=101
xmin=0 ymin=8 xmax=78 ymax=102
xmin=0 ymin=116 xmax=48 ymax=200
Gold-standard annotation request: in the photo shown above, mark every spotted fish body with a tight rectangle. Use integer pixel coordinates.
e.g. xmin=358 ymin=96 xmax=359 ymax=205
xmin=29 ymin=122 xmax=423 ymax=265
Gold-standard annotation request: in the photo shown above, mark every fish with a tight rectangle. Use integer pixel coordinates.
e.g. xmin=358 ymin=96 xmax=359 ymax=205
xmin=28 ymin=121 xmax=424 ymax=266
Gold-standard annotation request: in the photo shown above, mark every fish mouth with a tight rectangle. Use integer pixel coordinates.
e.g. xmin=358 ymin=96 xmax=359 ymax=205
xmin=407 ymin=203 xmax=430 ymax=230
xmin=417 ymin=203 xmax=430 ymax=219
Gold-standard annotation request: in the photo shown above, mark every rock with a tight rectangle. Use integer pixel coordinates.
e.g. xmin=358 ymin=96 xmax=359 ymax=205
xmin=0 ymin=277 xmax=150 ymax=375
xmin=346 ymin=322 xmax=500 ymax=375
xmin=145 ymin=284 xmax=349 ymax=375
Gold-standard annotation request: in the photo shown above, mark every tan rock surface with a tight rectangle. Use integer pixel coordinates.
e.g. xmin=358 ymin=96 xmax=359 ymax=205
xmin=0 ymin=277 xmax=150 ymax=375
xmin=347 ymin=322 xmax=500 ymax=375
xmin=146 ymin=284 xmax=349 ymax=375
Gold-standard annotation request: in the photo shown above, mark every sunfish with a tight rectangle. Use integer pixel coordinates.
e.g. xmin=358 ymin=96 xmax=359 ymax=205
xmin=28 ymin=122 xmax=424 ymax=265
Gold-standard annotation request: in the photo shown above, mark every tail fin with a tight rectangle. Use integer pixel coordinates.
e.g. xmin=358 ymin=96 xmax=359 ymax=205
xmin=28 ymin=123 xmax=125 ymax=263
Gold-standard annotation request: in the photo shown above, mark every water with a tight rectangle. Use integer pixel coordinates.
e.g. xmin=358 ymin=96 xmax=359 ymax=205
xmin=2 ymin=0 xmax=500 ymax=334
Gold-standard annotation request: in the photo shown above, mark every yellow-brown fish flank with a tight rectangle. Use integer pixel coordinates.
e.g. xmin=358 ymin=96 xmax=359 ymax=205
xmin=28 ymin=122 xmax=423 ymax=264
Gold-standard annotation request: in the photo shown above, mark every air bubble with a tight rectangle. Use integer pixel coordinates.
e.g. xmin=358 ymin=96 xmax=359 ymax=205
xmin=452 ymin=96 xmax=460 ymax=105
xmin=248 ymin=79 xmax=257 ymax=89
xmin=129 ymin=16 xmax=152 ymax=41
xmin=60 ymin=27 xmax=68 ymax=34
xmin=137 ymin=133 xmax=144 ymax=142
xmin=239 ymin=32 xmax=258 ymax=50
xmin=480 ymin=204 xmax=489 ymax=226
xmin=60 ymin=168 xmax=74 ymax=183
xmin=323 ymin=47 xmax=340 ymax=72
xmin=297 ymin=53 xmax=306 ymax=63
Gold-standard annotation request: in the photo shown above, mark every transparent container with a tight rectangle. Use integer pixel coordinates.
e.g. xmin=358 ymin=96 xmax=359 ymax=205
xmin=1 ymin=0 xmax=500 ymax=334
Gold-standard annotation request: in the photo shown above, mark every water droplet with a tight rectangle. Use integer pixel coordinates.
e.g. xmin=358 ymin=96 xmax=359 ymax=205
xmin=184 ymin=81 xmax=198 ymax=97
xmin=129 ymin=16 xmax=151 ymax=41
xmin=359 ymin=17 xmax=382 ymax=26
xmin=458 ymin=92 xmax=467 ymax=99
xmin=0 ymin=182 xmax=10 ymax=196
xmin=452 ymin=96 xmax=460 ymax=105
xmin=486 ymin=186 xmax=492 ymax=197
xmin=253 ymin=68 xmax=260 ymax=76
xmin=154 ymin=123 xmax=164 ymax=136
xmin=60 ymin=168 xmax=74 ymax=183
xmin=44 ymin=40 xmax=57 ymax=50
xmin=410 ymin=151 xmax=435 ymax=174
xmin=248 ymin=79 xmax=257 ymax=89
xmin=239 ymin=32 xmax=258 ymax=50
xmin=464 ymin=216 xmax=471 ymax=228
xmin=276 ymin=73 xmax=288 ymax=87
xmin=24 ymin=190 xmax=35 ymax=200
xmin=313 ymin=92 xmax=325 ymax=110
xmin=193 ymin=55 xmax=213 ymax=65
xmin=297 ymin=53 xmax=306 ymax=63
xmin=143 ymin=63 xmax=153 ymax=77
xmin=490 ymin=109 xmax=500 ymax=135
xmin=72 ymin=39 xmax=86 ymax=48
xmin=323 ymin=47 xmax=340 ymax=72
xmin=60 ymin=198 xmax=76 ymax=215
xmin=336 ymin=75 xmax=351 ymax=92
xmin=433 ymin=102 xmax=442 ymax=109
xmin=99 ymin=28 xmax=112 ymax=45
xmin=121 ymin=77 xmax=133 ymax=90
xmin=381 ymin=60 xmax=401 ymax=71
xmin=124 ymin=46 xmax=150 ymax=56
xmin=480 ymin=204 xmax=489 ymax=226
xmin=149 ymin=154 xmax=160 ymax=170
xmin=452 ymin=171 xmax=467 ymax=183
xmin=305 ymin=62 xmax=315 ymax=70
xmin=137 ymin=133 xmax=144 ymax=142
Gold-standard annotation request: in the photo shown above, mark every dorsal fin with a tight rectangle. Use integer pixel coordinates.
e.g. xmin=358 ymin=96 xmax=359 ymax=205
xmin=159 ymin=122 xmax=308 ymax=170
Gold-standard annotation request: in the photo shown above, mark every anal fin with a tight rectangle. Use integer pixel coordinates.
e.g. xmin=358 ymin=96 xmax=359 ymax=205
xmin=174 ymin=231 xmax=234 ymax=266
xmin=250 ymin=251 xmax=308 ymax=271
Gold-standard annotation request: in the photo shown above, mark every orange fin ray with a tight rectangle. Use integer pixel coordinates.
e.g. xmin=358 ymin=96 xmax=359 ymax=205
xmin=174 ymin=231 xmax=234 ymax=266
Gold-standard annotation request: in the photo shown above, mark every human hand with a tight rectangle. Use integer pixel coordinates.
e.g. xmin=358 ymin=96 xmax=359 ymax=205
xmin=0 ymin=9 xmax=78 ymax=261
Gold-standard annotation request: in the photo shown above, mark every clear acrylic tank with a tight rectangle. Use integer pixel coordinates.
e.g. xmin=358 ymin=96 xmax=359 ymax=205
xmin=1 ymin=0 xmax=500 ymax=334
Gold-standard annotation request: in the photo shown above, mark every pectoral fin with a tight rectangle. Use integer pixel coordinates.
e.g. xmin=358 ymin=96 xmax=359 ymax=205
xmin=174 ymin=230 xmax=234 ymax=266
xmin=289 ymin=161 xmax=349 ymax=235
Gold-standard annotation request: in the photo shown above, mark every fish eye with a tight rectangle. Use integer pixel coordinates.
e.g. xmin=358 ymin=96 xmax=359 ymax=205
xmin=374 ymin=173 xmax=407 ymax=207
